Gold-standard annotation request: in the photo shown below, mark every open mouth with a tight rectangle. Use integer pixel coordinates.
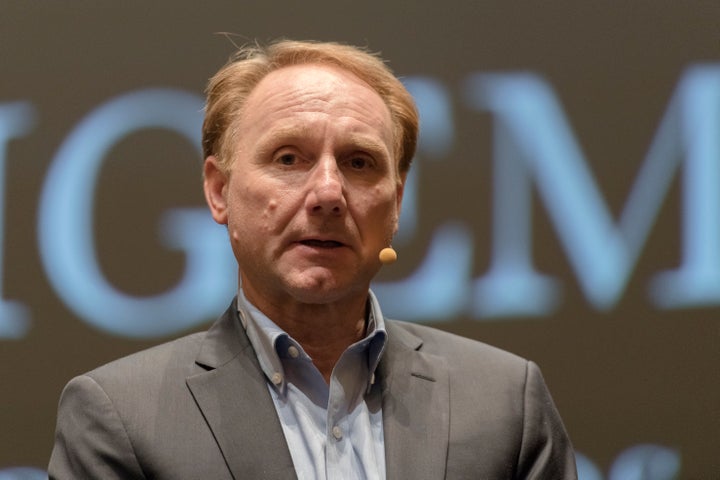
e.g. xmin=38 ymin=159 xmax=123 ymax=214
xmin=300 ymin=239 xmax=344 ymax=248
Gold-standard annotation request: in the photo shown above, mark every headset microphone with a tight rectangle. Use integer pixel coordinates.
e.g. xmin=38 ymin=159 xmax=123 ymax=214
xmin=379 ymin=247 xmax=397 ymax=264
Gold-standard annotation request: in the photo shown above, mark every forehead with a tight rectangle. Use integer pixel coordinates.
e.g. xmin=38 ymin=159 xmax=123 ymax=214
xmin=238 ymin=63 xmax=394 ymax=143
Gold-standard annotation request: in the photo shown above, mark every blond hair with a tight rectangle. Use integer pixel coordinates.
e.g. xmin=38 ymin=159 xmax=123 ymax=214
xmin=202 ymin=39 xmax=419 ymax=175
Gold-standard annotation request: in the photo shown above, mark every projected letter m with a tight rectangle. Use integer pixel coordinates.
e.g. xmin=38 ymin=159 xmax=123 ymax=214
xmin=465 ymin=66 xmax=720 ymax=316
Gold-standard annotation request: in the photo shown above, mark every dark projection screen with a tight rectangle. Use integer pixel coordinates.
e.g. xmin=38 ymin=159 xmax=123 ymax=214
xmin=1 ymin=2 xmax=718 ymax=478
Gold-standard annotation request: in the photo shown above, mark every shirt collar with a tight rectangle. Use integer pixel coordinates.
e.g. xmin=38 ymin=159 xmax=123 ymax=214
xmin=236 ymin=288 xmax=388 ymax=394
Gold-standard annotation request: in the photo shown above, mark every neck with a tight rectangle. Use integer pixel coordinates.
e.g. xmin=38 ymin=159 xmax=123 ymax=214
xmin=243 ymin=286 xmax=369 ymax=383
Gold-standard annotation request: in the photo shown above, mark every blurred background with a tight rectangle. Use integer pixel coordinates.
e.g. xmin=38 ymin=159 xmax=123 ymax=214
xmin=1 ymin=1 xmax=718 ymax=478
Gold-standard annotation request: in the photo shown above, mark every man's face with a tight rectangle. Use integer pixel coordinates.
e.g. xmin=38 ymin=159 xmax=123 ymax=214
xmin=204 ymin=64 xmax=403 ymax=308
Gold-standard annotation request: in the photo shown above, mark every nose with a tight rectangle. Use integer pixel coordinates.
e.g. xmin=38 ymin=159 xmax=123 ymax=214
xmin=305 ymin=156 xmax=347 ymax=216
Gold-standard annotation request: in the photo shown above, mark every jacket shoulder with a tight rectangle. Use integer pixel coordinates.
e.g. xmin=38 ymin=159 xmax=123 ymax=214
xmin=387 ymin=319 xmax=527 ymax=368
xmin=82 ymin=331 xmax=207 ymax=394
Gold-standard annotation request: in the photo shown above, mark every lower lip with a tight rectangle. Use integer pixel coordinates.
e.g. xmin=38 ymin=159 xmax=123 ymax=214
xmin=293 ymin=242 xmax=347 ymax=257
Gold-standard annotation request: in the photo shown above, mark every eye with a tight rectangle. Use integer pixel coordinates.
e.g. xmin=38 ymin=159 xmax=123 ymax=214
xmin=277 ymin=153 xmax=296 ymax=166
xmin=349 ymin=156 xmax=369 ymax=170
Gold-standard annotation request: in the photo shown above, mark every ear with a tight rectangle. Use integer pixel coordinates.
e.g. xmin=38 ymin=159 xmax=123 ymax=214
xmin=203 ymin=155 xmax=229 ymax=225
xmin=392 ymin=174 xmax=406 ymax=234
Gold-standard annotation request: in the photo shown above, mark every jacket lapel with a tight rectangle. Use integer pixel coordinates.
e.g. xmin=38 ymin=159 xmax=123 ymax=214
xmin=186 ymin=303 xmax=297 ymax=480
xmin=380 ymin=322 xmax=450 ymax=480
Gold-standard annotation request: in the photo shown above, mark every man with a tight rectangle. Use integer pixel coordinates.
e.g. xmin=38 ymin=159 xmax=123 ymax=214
xmin=49 ymin=40 xmax=577 ymax=479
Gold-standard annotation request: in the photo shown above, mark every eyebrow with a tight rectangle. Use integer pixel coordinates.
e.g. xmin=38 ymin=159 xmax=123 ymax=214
xmin=255 ymin=125 xmax=391 ymax=158
xmin=252 ymin=125 xmax=312 ymax=157
xmin=343 ymin=135 xmax=391 ymax=158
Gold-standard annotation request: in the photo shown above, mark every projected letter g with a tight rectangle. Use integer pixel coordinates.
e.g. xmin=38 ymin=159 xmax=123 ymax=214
xmin=38 ymin=89 xmax=235 ymax=338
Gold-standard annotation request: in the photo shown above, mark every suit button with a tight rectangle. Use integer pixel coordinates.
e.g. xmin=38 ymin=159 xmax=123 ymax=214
xmin=332 ymin=425 xmax=343 ymax=440
xmin=288 ymin=345 xmax=300 ymax=358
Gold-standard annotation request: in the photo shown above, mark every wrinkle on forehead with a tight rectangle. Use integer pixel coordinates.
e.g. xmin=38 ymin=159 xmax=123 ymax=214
xmin=260 ymin=74 xmax=381 ymax=113
xmin=238 ymin=64 xmax=395 ymax=158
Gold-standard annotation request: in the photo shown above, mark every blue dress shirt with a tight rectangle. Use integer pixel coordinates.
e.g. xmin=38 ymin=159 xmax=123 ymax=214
xmin=237 ymin=289 xmax=388 ymax=480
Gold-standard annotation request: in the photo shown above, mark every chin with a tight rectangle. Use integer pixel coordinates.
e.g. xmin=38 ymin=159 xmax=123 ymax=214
xmin=285 ymin=273 xmax=367 ymax=305
xmin=282 ymin=287 xmax=343 ymax=306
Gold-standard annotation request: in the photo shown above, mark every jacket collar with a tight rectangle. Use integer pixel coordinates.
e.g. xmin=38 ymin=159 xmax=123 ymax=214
xmin=186 ymin=301 xmax=297 ymax=480
xmin=187 ymin=300 xmax=450 ymax=480
xmin=380 ymin=321 xmax=450 ymax=480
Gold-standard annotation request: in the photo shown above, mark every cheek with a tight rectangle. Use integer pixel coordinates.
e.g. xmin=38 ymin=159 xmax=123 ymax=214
xmin=258 ymin=199 xmax=280 ymax=231
xmin=226 ymin=184 xmax=260 ymax=230
xmin=231 ymin=185 xmax=290 ymax=237
xmin=356 ymin=185 xmax=400 ymax=230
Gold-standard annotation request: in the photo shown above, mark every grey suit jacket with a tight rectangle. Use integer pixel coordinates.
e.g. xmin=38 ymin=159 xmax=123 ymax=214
xmin=49 ymin=301 xmax=577 ymax=479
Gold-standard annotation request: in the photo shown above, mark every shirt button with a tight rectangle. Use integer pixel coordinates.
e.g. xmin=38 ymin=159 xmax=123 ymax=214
xmin=288 ymin=345 xmax=300 ymax=359
xmin=271 ymin=372 xmax=283 ymax=385
xmin=332 ymin=425 xmax=343 ymax=440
